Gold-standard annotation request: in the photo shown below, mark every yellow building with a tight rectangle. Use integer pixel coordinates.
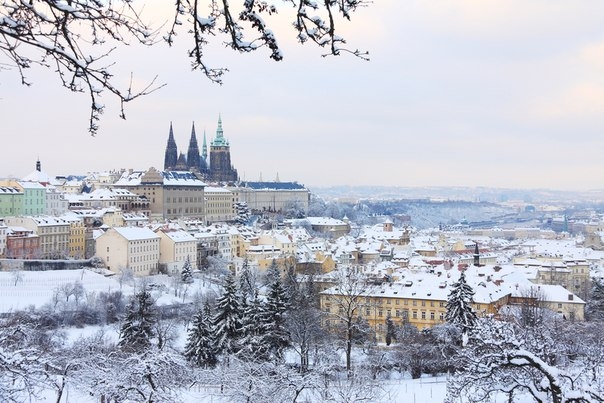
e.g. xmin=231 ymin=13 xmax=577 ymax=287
xmin=320 ymin=269 xmax=511 ymax=343
xmin=157 ymin=228 xmax=198 ymax=274
xmin=204 ymin=187 xmax=235 ymax=224
xmin=64 ymin=216 xmax=86 ymax=259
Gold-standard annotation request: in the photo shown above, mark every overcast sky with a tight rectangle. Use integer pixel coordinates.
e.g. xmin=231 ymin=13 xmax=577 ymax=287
xmin=2 ymin=1 xmax=604 ymax=191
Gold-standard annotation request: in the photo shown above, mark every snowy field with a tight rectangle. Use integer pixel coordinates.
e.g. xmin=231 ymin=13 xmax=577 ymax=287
xmin=34 ymin=375 xmax=450 ymax=403
xmin=0 ymin=269 xmax=224 ymax=313
xmin=0 ymin=269 xmax=129 ymax=312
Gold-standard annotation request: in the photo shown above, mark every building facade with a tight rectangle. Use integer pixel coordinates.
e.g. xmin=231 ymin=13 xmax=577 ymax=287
xmin=204 ymin=187 xmax=236 ymax=224
xmin=4 ymin=216 xmax=70 ymax=258
xmin=116 ymin=168 xmax=206 ymax=220
xmin=95 ymin=227 xmax=160 ymax=276
xmin=157 ymin=228 xmax=198 ymax=274
xmin=0 ymin=187 xmax=23 ymax=218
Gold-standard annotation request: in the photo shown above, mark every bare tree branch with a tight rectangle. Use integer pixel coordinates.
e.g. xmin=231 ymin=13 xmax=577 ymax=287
xmin=1 ymin=0 xmax=368 ymax=134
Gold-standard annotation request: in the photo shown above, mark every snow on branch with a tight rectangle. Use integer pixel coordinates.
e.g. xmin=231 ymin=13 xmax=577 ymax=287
xmin=1 ymin=0 xmax=161 ymax=135
xmin=2 ymin=0 xmax=368 ymax=134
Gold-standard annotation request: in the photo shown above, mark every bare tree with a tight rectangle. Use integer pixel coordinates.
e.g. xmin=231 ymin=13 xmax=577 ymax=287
xmin=1 ymin=1 xmax=369 ymax=134
xmin=321 ymin=266 xmax=368 ymax=373
xmin=286 ymin=274 xmax=325 ymax=372
xmin=10 ymin=268 xmax=23 ymax=286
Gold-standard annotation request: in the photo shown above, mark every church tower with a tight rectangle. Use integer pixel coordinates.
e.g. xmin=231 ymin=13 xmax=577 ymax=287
xmin=473 ymin=242 xmax=480 ymax=266
xmin=164 ymin=122 xmax=178 ymax=170
xmin=187 ymin=122 xmax=201 ymax=172
xmin=209 ymin=115 xmax=238 ymax=182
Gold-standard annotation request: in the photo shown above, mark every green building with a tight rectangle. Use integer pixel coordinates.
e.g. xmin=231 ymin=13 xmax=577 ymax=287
xmin=0 ymin=187 xmax=23 ymax=217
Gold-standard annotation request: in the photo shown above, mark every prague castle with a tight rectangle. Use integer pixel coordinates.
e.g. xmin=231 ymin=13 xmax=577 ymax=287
xmin=164 ymin=115 xmax=238 ymax=183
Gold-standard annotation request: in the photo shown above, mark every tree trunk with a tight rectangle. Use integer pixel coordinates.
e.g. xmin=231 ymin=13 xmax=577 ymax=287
xmin=346 ymin=323 xmax=353 ymax=373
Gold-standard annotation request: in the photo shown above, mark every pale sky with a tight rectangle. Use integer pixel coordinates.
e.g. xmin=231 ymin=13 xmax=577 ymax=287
xmin=2 ymin=1 xmax=604 ymax=191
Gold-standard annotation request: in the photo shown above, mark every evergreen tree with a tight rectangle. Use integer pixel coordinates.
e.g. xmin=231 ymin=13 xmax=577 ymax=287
xmin=445 ymin=271 xmax=477 ymax=345
xmin=181 ymin=256 xmax=194 ymax=284
xmin=212 ymin=272 xmax=242 ymax=355
xmin=262 ymin=266 xmax=290 ymax=361
xmin=118 ymin=288 xmax=157 ymax=351
xmin=184 ymin=302 xmax=217 ymax=368
xmin=238 ymin=258 xmax=256 ymax=302
xmin=238 ymin=292 xmax=270 ymax=361
xmin=385 ymin=314 xmax=396 ymax=346
xmin=264 ymin=259 xmax=281 ymax=286
xmin=586 ymin=277 xmax=604 ymax=321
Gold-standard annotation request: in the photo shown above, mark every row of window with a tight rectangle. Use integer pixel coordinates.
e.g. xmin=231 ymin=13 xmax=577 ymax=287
xmin=166 ymin=207 xmax=203 ymax=215
xmin=130 ymin=254 xmax=159 ymax=263
xmin=365 ymin=297 xmax=447 ymax=308
xmin=166 ymin=197 xmax=203 ymax=203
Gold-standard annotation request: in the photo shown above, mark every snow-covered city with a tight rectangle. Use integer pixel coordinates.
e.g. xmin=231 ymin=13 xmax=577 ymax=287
xmin=1 ymin=150 xmax=604 ymax=402
xmin=3 ymin=1 xmax=604 ymax=403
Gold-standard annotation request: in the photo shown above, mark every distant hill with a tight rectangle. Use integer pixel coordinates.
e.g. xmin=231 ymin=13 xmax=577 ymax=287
xmin=308 ymin=185 xmax=604 ymax=204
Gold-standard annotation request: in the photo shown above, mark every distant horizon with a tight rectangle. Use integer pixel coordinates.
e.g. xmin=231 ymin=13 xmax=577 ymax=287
xmin=4 ymin=164 xmax=604 ymax=200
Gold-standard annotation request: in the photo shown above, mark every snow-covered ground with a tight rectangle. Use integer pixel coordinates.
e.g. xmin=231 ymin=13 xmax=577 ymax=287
xmin=32 ymin=375 xmax=450 ymax=403
xmin=0 ymin=269 xmax=224 ymax=313
xmin=0 ymin=269 xmax=128 ymax=312
xmin=0 ymin=269 xmax=550 ymax=403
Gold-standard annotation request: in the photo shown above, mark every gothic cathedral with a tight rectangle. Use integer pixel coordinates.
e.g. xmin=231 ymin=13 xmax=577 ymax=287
xmin=163 ymin=115 xmax=239 ymax=183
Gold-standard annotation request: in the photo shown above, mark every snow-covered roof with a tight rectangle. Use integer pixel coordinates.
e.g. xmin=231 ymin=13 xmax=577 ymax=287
xmin=510 ymin=283 xmax=585 ymax=304
xmin=21 ymin=169 xmax=61 ymax=186
xmin=30 ymin=216 xmax=70 ymax=226
xmin=205 ymin=186 xmax=233 ymax=193
xmin=113 ymin=227 xmax=159 ymax=241
xmin=116 ymin=169 xmax=206 ymax=187
xmin=321 ymin=269 xmax=511 ymax=305
xmin=17 ymin=181 xmax=46 ymax=190
xmin=160 ymin=230 xmax=196 ymax=243
xmin=162 ymin=171 xmax=206 ymax=187
xmin=305 ymin=217 xmax=349 ymax=226
xmin=0 ymin=186 xmax=22 ymax=194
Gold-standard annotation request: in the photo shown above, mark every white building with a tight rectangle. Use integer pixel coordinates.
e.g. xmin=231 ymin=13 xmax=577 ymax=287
xmin=157 ymin=229 xmax=198 ymax=274
xmin=95 ymin=227 xmax=160 ymax=276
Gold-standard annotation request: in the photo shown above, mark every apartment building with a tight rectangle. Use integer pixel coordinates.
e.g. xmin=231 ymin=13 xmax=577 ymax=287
xmin=95 ymin=227 xmax=160 ymax=276
xmin=4 ymin=216 xmax=70 ymax=258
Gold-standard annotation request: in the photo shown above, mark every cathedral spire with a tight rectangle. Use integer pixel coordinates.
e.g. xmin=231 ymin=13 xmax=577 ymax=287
xmin=187 ymin=122 xmax=201 ymax=171
xmin=164 ymin=122 xmax=178 ymax=170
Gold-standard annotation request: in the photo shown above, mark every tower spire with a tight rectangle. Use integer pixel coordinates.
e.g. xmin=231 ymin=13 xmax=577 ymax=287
xmin=187 ymin=121 xmax=201 ymax=171
xmin=216 ymin=114 xmax=223 ymax=139
xmin=202 ymin=130 xmax=208 ymax=160
xmin=212 ymin=113 xmax=228 ymax=146
xmin=164 ymin=122 xmax=178 ymax=170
